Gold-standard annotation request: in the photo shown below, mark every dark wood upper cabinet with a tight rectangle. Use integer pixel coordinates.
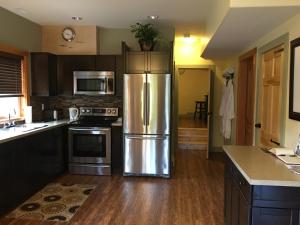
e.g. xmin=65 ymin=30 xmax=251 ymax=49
xmin=115 ymin=55 xmax=124 ymax=97
xmin=32 ymin=53 xmax=121 ymax=96
xmin=126 ymin=51 xmax=170 ymax=74
xmin=57 ymin=55 xmax=95 ymax=96
xmin=95 ymin=55 xmax=116 ymax=71
xmin=31 ymin=53 xmax=57 ymax=96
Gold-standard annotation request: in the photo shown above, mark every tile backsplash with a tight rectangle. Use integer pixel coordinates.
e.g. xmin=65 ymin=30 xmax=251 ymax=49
xmin=30 ymin=95 xmax=122 ymax=121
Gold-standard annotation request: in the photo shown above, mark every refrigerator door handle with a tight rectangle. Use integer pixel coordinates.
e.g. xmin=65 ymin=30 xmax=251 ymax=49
xmin=147 ymin=82 xmax=150 ymax=125
xmin=126 ymin=135 xmax=167 ymax=140
xmin=143 ymin=82 xmax=147 ymax=126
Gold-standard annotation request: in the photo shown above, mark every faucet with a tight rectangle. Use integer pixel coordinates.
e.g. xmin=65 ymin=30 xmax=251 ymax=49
xmin=3 ymin=111 xmax=16 ymax=128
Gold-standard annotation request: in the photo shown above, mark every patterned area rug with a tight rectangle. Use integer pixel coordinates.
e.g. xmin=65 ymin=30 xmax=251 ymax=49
xmin=7 ymin=183 xmax=96 ymax=222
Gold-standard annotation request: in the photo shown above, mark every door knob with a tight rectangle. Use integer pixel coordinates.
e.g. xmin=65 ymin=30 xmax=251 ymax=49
xmin=255 ymin=123 xmax=261 ymax=128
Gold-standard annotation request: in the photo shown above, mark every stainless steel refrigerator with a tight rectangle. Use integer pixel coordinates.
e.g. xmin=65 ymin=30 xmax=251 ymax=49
xmin=123 ymin=73 xmax=171 ymax=178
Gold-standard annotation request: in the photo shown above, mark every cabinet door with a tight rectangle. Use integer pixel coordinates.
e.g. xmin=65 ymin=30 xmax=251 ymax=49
xmin=148 ymin=52 xmax=170 ymax=73
xmin=239 ymin=194 xmax=251 ymax=225
xmin=111 ymin=126 xmax=123 ymax=171
xmin=31 ymin=53 xmax=57 ymax=96
xmin=126 ymin=52 xmax=146 ymax=73
xmin=224 ymin=176 xmax=232 ymax=225
xmin=231 ymin=182 xmax=240 ymax=225
xmin=252 ymin=207 xmax=293 ymax=225
xmin=0 ymin=142 xmax=14 ymax=215
xmin=57 ymin=55 xmax=95 ymax=95
xmin=95 ymin=55 xmax=116 ymax=71
xmin=115 ymin=55 xmax=124 ymax=97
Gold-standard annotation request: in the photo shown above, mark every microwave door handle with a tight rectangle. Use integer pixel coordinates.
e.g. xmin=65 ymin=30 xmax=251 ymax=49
xmin=105 ymin=77 xmax=108 ymax=93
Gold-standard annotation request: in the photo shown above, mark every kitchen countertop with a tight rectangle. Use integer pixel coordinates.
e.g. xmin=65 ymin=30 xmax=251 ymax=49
xmin=223 ymin=145 xmax=300 ymax=187
xmin=0 ymin=120 xmax=69 ymax=144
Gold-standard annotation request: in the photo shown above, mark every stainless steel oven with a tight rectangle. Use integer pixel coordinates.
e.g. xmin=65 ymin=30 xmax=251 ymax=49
xmin=73 ymin=71 xmax=114 ymax=95
xmin=68 ymin=127 xmax=111 ymax=175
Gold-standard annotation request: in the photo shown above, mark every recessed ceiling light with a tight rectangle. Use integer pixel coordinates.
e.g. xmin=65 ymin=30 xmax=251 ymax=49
xmin=148 ymin=15 xmax=159 ymax=20
xmin=72 ymin=16 xmax=82 ymax=21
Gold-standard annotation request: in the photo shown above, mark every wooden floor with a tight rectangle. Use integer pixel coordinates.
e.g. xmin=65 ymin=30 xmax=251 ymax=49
xmin=178 ymin=116 xmax=207 ymax=128
xmin=0 ymin=151 xmax=225 ymax=225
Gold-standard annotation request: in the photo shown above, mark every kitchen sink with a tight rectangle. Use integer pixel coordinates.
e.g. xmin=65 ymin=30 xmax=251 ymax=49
xmin=1 ymin=123 xmax=49 ymax=133
xmin=14 ymin=123 xmax=49 ymax=132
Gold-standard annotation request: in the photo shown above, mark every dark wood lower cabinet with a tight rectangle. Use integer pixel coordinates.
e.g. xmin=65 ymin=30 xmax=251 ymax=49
xmin=111 ymin=125 xmax=123 ymax=173
xmin=225 ymin=156 xmax=300 ymax=225
xmin=0 ymin=127 xmax=67 ymax=216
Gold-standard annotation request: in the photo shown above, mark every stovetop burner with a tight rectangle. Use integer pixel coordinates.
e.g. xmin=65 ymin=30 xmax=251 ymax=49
xmin=70 ymin=107 xmax=119 ymax=127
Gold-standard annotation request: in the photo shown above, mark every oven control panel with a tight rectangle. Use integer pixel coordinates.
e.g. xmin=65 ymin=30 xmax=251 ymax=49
xmin=80 ymin=107 xmax=118 ymax=117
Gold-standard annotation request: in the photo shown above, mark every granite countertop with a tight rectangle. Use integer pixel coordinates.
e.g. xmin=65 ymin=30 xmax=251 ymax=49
xmin=0 ymin=120 xmax=69 ymax=144
xmin=223 ymin=145 xmax=300 ymax=187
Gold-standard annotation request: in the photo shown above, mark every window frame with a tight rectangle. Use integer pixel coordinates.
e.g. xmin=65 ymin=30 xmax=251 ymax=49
xmin=0 ymin=43 xmax=29 ymax=122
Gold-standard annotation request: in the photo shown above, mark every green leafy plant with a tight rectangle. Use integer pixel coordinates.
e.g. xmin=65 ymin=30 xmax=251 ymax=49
xmin=130 ymin=23 xmax=159 ymax=50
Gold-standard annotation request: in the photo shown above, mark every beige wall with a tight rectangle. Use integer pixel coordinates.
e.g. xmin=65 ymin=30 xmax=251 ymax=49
xmin=98 ymin=26 xmax=175 ymax=55
xmin=0 ymin=7 xmax=41 ymax=51
xmin=178 ymin=69 xmax=209 ymax=115
xmin=41 ymin=26 xmax=98 ymax=55
xmin=238 ymin=12 xmax=300 ymax=149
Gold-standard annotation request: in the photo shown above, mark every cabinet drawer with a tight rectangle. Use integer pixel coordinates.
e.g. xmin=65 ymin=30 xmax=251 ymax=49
xmin=252 ymin=207 xmax=294 ymax=225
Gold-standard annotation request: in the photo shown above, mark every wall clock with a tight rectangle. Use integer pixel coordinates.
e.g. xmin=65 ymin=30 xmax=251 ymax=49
xmin=62 ymin=27 xmax=76 ymax=42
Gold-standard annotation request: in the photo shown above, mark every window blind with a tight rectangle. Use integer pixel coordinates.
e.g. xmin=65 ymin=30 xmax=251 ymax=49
xmin=0 ymin=51 xmax=23 ymax=97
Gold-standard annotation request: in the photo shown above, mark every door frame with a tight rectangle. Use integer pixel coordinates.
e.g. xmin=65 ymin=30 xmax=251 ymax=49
xmin=175 ymin=64 xmax=216 ymax=158
xmin=255 ymin=33 xmax=289 ymax=147
xmin=236 ymin=48 xmax=257 ymax=145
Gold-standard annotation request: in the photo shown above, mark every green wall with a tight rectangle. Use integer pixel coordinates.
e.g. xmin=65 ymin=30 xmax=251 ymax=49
xmin=0 ymin=7 xmax=41 ymax=51
xmin=98 ymin=26 xmax=175 ymax=55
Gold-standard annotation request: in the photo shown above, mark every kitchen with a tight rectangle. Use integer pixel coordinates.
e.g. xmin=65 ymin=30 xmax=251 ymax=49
xmin=1 ymin=1 xmax=300 ymax=225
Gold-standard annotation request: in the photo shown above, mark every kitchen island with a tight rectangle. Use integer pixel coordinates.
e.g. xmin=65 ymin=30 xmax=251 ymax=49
xmin=223 ymin=145 xmax=300 ymax=225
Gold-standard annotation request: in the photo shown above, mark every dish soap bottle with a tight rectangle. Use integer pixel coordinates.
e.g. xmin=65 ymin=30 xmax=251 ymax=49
xmin=296 ymin=133 xmax=300 ymax=156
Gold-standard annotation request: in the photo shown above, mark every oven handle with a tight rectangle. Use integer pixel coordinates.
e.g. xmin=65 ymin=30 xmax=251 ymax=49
xmin=69 ymin=127 xmax=110 ymax=135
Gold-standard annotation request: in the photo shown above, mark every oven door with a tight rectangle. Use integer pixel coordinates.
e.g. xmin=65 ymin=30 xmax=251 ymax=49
xmin=68 ymin=127 xmax=111 ymax=164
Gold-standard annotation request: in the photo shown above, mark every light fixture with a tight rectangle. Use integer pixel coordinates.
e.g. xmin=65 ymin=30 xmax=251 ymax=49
xmin=72 ymin=16 xmax=82 ymax=21
xmin=148 ymin=15 xmax=159 ymax=20
xmin=183 ymin=33 xmax=190 ymax=38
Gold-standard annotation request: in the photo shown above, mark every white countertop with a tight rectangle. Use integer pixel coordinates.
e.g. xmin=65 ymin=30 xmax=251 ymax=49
xmin=223 ymin=145 xmax=300 ymax=187
xmin=0 ymin=120 xmax=69 ymax=144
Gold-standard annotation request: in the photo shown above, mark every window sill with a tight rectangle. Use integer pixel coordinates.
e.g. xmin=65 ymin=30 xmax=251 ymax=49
xmin=0 ymin=117 xmax=25 ymax=124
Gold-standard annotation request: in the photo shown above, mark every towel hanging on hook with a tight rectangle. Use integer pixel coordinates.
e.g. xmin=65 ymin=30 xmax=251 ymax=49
xmin=223 ymin=67 xmax=234 ymax=86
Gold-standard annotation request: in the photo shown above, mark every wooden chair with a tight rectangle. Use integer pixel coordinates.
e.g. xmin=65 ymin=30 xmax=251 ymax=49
xmin=194 ymin=95 xmax=209 ymax=120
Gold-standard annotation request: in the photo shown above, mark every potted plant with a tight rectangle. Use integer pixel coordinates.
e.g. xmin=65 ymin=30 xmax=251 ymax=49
xmin=130 ymin=23 xmax=159 ymax=51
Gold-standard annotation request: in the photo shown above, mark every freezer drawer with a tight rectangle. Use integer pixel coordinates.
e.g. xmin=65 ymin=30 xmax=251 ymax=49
xmin=124 ymin=135 xmax=170 ymax=177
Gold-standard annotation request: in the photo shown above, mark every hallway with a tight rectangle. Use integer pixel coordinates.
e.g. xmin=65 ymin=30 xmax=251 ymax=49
xmin=1 ymin=151 xmax=225 ymax=225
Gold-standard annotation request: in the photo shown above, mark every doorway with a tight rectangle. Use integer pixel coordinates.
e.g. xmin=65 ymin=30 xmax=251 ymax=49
xmin=177 ymin=67 xmax=214 ymax=158
xmin=236 ymin=48 xmax=257 ymax=145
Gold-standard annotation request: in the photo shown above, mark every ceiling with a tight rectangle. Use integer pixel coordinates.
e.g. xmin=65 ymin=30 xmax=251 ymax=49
xmin=202 ymin=6 xmax=300 ymax=59
xmin=0 ymin=0 xmax=213 ymax=35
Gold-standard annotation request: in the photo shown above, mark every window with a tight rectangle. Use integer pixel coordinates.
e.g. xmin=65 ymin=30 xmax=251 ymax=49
xmin=0 ymin=47 xmax=28 ymax=121
xmin=0 ymin=97 xmax=21 ymax=120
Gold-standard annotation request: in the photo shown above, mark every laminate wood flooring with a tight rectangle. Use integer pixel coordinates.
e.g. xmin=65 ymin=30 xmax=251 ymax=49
xmin=0 ymin=150 xmax=225 ymax=225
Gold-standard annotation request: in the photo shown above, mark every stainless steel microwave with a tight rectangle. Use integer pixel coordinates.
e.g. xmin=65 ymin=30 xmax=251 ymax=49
xmin=73 ymin=71 xmax=115 ymax=95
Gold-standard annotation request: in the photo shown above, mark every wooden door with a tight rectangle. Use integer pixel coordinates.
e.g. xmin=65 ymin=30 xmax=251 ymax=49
xmin=260 ymin=45 xmax=284 ymax=147
xmin=207 ymin=69 xmax=214 ymax=159
xmin=236 ymin=49 xmax=256 ymax=145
